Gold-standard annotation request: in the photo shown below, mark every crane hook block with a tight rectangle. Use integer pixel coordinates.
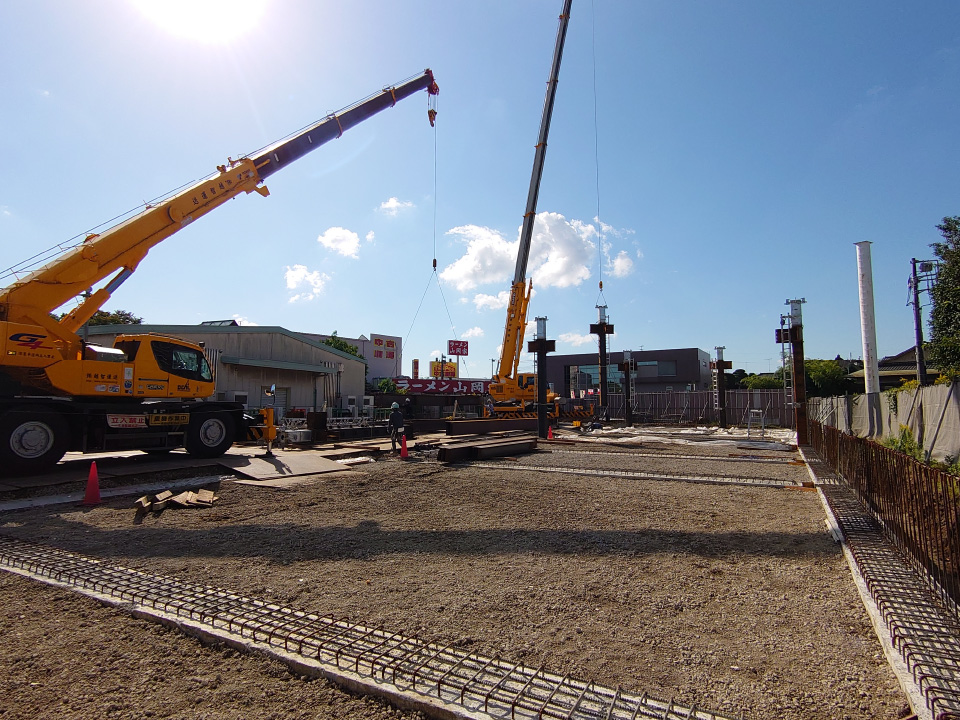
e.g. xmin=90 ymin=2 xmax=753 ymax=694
xmin=428 ymin=109 xmax=437 ymax=127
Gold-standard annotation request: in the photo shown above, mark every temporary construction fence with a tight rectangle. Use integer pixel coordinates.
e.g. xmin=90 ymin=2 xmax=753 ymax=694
xmin=808 ymin=382 xmax=960 ymax=462
xmin=808 ymin=419 xmax=960 ymax=624
xmin=595 ymin=389 xmax=793 ymax=427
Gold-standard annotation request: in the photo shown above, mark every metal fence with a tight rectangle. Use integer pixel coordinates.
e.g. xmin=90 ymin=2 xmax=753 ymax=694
xmin=809 ymin=420 xmax=960 ymax=621
xmin=596 ymin=389 xmax=793 ymax=427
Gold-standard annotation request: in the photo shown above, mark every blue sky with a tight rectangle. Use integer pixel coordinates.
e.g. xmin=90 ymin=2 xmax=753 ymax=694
xmin=2 ymin=0 xmax=958 ymax=377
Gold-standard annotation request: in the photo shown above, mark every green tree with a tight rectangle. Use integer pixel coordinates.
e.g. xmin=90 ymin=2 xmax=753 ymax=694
xmin=88 ymin=309 xmax=142 ymax=325
xmin=804 ymin=358 xmax=848 ymax=397
xmin=376 ymin=378 xmax=397 ymax=393
xmin=929 ymin=216 xmax=960 ymax=376
xmin=740 ymin=373 xmax=782 ymax=390
xmin=322 ymin=331 xmax=364 ymax=360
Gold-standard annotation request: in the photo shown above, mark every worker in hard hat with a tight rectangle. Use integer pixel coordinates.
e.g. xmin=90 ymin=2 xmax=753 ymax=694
xmin=387 ymin=401 xmax=405 ymax=453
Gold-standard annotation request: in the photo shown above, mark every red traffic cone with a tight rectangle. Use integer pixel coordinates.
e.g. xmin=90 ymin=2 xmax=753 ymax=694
xmin=400 ymin=434 xmax=409 ymax=459
xmin=547 ymin=425 xmax=554 ymax=440
xmin=83 ymin=461 xmax=102 ymax=506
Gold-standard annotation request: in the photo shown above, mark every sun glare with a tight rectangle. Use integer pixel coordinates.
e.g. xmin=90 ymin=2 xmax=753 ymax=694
xmin=131 ymin=0 xmax=269 ymax=44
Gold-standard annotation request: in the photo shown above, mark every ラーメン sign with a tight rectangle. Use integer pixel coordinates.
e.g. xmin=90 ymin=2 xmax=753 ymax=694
xmin=447 ymin=340 xmax=468 ymax=356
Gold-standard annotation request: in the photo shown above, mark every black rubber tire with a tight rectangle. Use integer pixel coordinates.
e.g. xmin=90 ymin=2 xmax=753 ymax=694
xmin=184 ymin=412 xmax=235 ymax=458
xmin=0 ymin=408 xmax=70 ymax=473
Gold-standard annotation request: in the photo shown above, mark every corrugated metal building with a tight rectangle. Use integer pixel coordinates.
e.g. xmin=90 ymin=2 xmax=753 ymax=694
xmin=86 ymin=323 xmax=365 ymax=416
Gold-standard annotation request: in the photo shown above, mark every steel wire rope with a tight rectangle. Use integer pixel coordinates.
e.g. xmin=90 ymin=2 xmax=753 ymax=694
xmin=591 ymin=0 xmax=608 ymax=310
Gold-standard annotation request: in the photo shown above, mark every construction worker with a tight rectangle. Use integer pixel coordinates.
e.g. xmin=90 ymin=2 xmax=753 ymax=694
xmin=387 ymin=401 xmax=405 ymax=452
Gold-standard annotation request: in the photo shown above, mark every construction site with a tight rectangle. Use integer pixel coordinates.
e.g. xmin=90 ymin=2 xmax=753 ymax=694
xmin=3 ymin=1 xmax=960 ymax=719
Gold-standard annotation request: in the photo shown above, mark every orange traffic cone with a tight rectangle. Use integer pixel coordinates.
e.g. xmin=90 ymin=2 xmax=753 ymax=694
xmin=547 ymin=425 xmax=554 ymax=440
xmin=400 ymin=434 xmax=409 ymax=459
xmin=83 ymin=461 xmax=101 ymax=506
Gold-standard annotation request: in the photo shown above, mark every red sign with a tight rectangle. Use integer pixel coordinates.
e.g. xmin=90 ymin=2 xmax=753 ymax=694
xmin=394 ymin=378 xmax=490 ymax=395
xmin=448 ymin=340 xmax=468 ymax=356
xmin=412 ymin=359 xmax=419 ymax=379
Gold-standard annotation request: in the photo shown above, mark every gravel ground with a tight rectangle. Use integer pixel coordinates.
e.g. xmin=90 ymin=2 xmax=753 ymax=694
xmin=0 ymin=434 xmax=912 ymax=720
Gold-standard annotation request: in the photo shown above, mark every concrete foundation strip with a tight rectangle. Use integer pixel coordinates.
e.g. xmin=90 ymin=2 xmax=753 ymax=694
xmin=463 ymin=462 xmax=794 ymax=489
xmin=0 ymin=534 xmax=739 ymax=720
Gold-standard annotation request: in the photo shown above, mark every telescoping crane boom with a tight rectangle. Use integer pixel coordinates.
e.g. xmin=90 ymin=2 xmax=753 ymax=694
xmin=0 ymin=70 xmax=439 ymax=472
xmin=488 ymin=1 xmax=570 ymax=412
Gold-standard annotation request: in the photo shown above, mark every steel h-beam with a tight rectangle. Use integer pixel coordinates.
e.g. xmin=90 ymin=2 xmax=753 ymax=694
xmin=589 ymin=306 xmax=614 ymax=419
xmin=528 ymin=317 xmax=556 ymax=439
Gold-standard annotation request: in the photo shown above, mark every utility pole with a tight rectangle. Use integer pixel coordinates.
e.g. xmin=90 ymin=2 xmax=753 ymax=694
xmin=590 ymin=305 xmax=614 ymax=419
xmin=909 ymin=258 xmax=940 ymax=385
xmin=528 ymin=317 xmax=556 ymax=439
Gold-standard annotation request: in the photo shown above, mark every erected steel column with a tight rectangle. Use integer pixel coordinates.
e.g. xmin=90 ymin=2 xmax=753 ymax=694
xmin=590 ymin=306 xmax=614 ymax=418
xmin=619 ymin=350 xmax=635 ymax=426
xmin=528 ymin=316 xmax=556 ymax=439
xmin=855 ymin=242 xmax=881 ymax=395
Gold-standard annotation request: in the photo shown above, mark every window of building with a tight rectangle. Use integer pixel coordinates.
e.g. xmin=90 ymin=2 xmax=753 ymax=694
xmin=658 ymin=360 xmax=677 ymax=376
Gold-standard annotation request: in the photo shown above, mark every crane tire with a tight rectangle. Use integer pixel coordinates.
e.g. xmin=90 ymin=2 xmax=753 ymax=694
xmin=1 ymin=408 xmax=70 ymax=474
xmin=184 ymin=411 xmax=235 ymax=458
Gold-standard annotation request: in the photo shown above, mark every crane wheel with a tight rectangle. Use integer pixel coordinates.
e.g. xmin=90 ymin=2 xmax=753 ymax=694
xmin=1 ymin=408 xmax=70 ymax=474
xmin=184 ymin=412 xmax=235 ymax=458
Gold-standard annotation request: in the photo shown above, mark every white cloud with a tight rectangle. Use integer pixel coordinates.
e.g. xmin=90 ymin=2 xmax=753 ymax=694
xmin=527 ymin=213 xmax=595 ymax=288
xmin=429 ymin=348 xmax=442 ymax=359
xmin=440 ymin=225 xmax=516 ymax=291
xmin=462 ymin=326 xmax=484 ymax=338
xmin=365 ymin=230 xmax=375 ymax=242
xmin=231 ymin=314 xmax=259 ymax=326
xmin=559 ymin=332 xmax=596 ymax=347
xmin=609 ymin=250 xmax=634 ymax=278
xmin=0 ymin=205 xmax=10 ymax=217
xmin=442 ymin=213 xmax=639 ymax=296
xmin=285 ymin=264 xmax=330 ymax=302
xmin=472 ymin=290 xmax=510 ymax=311
xmin=379 ymin=197 xmax=414 ymax=216
xmin=317 ymin=227 xmax=361 ymax=258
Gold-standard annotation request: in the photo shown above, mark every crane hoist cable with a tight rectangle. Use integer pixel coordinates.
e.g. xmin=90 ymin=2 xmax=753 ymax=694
xmin=591 ymin=0 xmax=606 ymax=305
xmin=400 ymin=84 xmax=468 ymax=376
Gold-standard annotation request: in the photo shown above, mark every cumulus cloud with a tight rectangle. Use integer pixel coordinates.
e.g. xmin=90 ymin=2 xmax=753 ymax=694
xmin=609 ymin=250 xmax=634 ymax=277
xmin=317 ymin=227 xmax=361 ymax=258
xmin=440 ymin=212 xmax=600 ymax=294
xmin=558 ymin=332 xmax=596 ymax=347
xmin=472 ymin=290 xmax=511 ymax=311
xmin=440 ymin=225 xmax=516 ymax=292
xmin=231 ymin=314 xmax=259 ymax=326
xmin=285 ymin=264 xmax=330 ymax=302
xmin=462 ymin=326 xmax=484 ymax=338
xmin=379 ymin=197 xmax=414 ymax=216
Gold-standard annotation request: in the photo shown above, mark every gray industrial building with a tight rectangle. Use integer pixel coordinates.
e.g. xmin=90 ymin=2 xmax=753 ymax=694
xmin=545 ymin=348 xmax=713 ymax=398
xmin=86 ymin=323 xmax=366 ymax=417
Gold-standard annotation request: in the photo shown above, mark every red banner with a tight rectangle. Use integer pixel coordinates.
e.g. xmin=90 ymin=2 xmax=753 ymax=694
xmin=394 ymin=378 xmax=490 ymax=395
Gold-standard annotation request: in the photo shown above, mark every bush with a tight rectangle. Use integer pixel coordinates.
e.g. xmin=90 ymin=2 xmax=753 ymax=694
xmin=881 ymin=424 xmax=924 ymax=462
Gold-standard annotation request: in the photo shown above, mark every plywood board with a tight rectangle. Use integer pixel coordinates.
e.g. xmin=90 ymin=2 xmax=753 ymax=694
xmin=219 ymin=452 xmax=347 ymax=480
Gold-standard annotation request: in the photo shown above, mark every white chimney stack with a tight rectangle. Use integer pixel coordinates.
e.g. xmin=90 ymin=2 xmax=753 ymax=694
xmin=855 ymin=241 xmax=881 ymax=394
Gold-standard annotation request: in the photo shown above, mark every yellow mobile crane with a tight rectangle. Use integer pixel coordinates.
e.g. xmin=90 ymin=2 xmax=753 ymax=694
xmin=0 ymin=70 xmax=439 ymax=472
xmin=488 ymin=1 xmax=570 ymax=415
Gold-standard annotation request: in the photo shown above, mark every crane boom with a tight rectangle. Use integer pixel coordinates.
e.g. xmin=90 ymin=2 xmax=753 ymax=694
xmin=491 ymin=1 xmax=570 ymax=406
xmin=514 ymin=0 xmax=571 ymax=285
xmin=0 ymin=70 xmax=439 ymax=349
